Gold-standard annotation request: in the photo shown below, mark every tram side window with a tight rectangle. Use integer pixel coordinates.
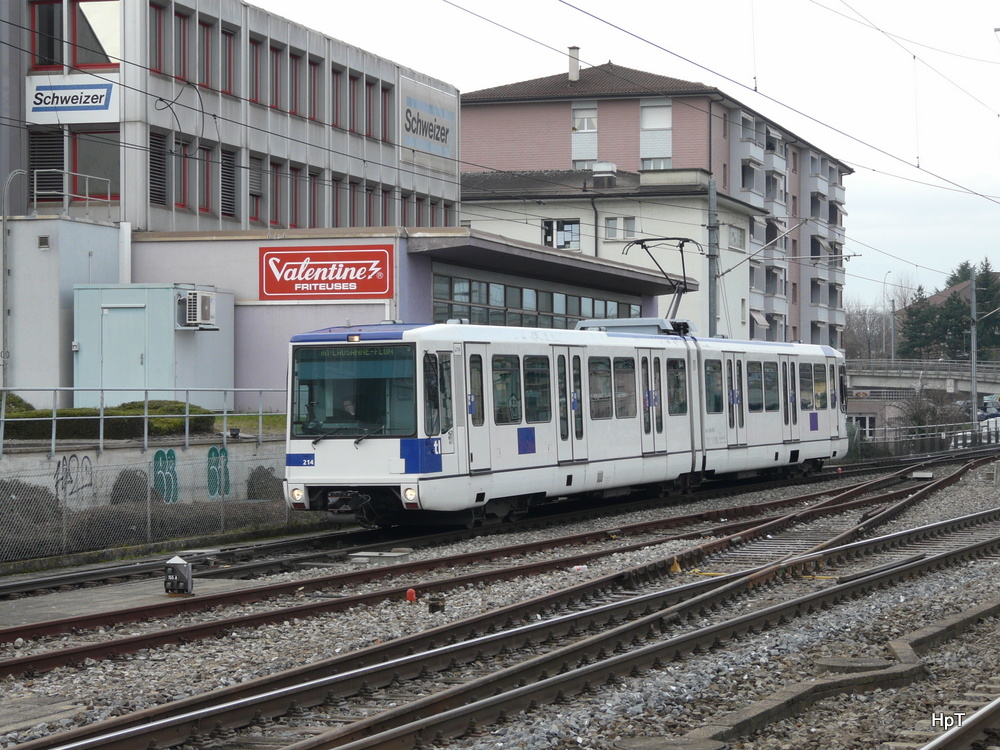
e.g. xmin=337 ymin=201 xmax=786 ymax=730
xmin=799 ymin=362 xmax=814 ymax=411
xmin=439 ymin=355 xmax=454 ymax=433
xmin=589 ymin=357 xmax=613 ymax=419
xmin=813 ymin=364 xmax=827 ymax=409
xmin=469 ymin=354 xmax=485 ymax=427
xmin=493 ymin=354 xmax=522 ymax=424
xmin=667 ymin=358 xmax=687 ymax=415
xmin=764 ymin=362 xmax=780 ymax=412
xmin=614 ymin=357 xmax=637 ymax=418
xmin=747 ymin=361 xmax=764 ymax=413
xmin=705 ymin=359 xmax=724 ymax=413
xmin=524 ymin=355 xmax=552 ymax=423
xmin=838 ymin=365 xmax=848 ymax=412
xmin=423 ymin=353 xmax=440 ymax=435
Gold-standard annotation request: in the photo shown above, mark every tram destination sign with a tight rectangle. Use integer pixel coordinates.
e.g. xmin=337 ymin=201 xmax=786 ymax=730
xmin=259 ymin=245 xmax=394 ymax=300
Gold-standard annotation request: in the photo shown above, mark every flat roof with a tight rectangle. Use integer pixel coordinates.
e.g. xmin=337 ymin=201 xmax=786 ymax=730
xmin=405 ymin=228 xmax=695 ymax=297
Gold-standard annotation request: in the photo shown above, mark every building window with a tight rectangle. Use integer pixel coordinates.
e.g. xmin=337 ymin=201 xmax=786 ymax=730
xmin=729 ymin=225 xmax=746 ymax=250
xmin=605 ymin=217 xmax=635 ymax=240
xmin=640 ymin=158 xmax=671 ymax=170
xmin=72 ymin=130 xmax=119 ymax=199
xmin=248 ymin=39 xmax=261 ymax=102
xmin=32 ymin=1 xmax=64 ymax=69
xmin=289 ymin=54 xmax=302 ymax=115
xmin=173 ymin=11 xmax=187 ymax=80
xmin=148 ymin=131 xmax=168 ymax=206
xmin=29 ymin=129 xmax=65 ymax=202
xmin=741 ymin=159 xmax=761 ymax=192
xmin=173 ymin=139 xmax=189 ymax=208
xmin=307 ymin=171 xmax=320 ymax=228
xmin=269 ymin=162 xmax=282 ymax=225
xmin=365 ymin=81 xmax=376 ymax=137
xmin=73 ymin=0 xmax=120 ymax=67
xmin=308 ymin=60 xmax=320 ymax=120
xmin=330 ymin=178 xmax=342 ymax=226
xmin=349 ymin=75 xmax=360 ymax=132
xmin=248 ymin=157 xmax=263 ymax=222
xmin=197 ymin=145 xmax=212 ymax=213
xmin=542 ymin=220 xmax=581 ymax=251
xmin=197 ymin=21 xmax=211 ymax=87
xmin=220 ymin=28 xmax=235 ymax=94
xmin=220 ymin=149 xmax=236 ymax=217
xmin=431 ymin=274 xmax=639 ymax=329
xmin=289 ymin=166 xmax=301 ymax=227
xmin=640 ymin=102 xmax=671 ymax=130
xmin=573 ymin=160 xmax=595 ymax=170
xmin=381 ymin=86 xmax=391 ymax=142
xmin=573 ymin=105 xmax=597 ymax=132
xmin=148 ymin=3 xmax=163 ymax=73
xmin=331 ymin=68 xmax=342 ymax=127
xmin=269 ymin=46 xmax=282 ymax=109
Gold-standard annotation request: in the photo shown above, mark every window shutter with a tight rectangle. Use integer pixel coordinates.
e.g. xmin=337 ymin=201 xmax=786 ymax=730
xmin=248 ymin=157 xmax=263 ymax=197
xmin=220 ymin=149 xmax=236 ymax=216
xmin=28 ymin=130 xmax=65 ymax=201
xmin=149 ymin=132 xmax=168 ymax=205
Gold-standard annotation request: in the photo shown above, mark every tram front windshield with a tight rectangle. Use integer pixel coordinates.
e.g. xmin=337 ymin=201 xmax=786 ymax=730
xmin=291 ymin=344 xmax=417 ymax=439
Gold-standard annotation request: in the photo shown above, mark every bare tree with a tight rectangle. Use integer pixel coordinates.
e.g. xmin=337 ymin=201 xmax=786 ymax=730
xmin=843 ymin=298 xmax=889 ymax=359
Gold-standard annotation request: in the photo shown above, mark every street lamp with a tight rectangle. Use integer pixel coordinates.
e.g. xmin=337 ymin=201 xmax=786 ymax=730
xmin=882 ymin=271 xmax=892 ymax=358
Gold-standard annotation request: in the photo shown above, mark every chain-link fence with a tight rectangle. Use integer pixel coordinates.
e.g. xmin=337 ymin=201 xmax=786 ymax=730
xmin=0 ymin=448 xmax=325 ymax=565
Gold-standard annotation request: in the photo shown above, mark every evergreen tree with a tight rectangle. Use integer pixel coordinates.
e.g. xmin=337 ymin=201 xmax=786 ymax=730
xmin=974 ymin=258 xmax=1000 ymax=359
xmin=943 ymin=261 xmax=975 ymax=290
xmin=938 ymin=292 xmax=970 ymax=359
xmin=898 ymin=286 xmax=940 ymax=358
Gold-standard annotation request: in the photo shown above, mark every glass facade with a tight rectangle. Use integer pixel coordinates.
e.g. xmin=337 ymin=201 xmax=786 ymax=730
xmin=432 ymin=274 xmax=641 ymax=329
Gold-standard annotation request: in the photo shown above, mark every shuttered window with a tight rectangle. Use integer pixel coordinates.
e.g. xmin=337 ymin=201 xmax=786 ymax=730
xmin=220 ymin=149 xmax=236 ymax=217
xmin=148 ymin=131 xmax=168 ymax=205
xmin=28 ymin=130 xmax=65 ymax=202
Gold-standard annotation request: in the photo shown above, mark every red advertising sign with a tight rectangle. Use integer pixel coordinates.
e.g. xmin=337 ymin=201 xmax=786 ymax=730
xmin=259 ymin=245 xmax=394 ymax=300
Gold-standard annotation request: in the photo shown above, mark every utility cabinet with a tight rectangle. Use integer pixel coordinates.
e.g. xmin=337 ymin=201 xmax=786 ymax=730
xmin=73 ymin=284 xmax=235 ymax=409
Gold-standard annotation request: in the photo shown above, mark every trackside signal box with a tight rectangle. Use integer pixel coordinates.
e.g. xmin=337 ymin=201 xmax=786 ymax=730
xmin=164 ymin=556 xmax=194 ymax=595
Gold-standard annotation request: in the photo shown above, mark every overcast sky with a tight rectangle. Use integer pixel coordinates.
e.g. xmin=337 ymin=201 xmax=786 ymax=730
xmin=254 ymin=0 xmax=1000 ymax=307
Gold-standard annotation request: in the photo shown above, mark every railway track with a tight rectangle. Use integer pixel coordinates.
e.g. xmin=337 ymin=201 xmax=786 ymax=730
xmin=5 ymin=458 xmax=1000 ymax=750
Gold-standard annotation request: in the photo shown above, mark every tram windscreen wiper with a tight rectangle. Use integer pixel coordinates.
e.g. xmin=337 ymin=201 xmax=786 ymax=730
xmin=311 ymin=427 xmax=347 ymax=447
xmin=354 ymin=424 xmax=385 ymax=447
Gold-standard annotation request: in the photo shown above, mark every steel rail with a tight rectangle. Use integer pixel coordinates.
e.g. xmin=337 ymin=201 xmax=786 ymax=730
xmin=8 ymin=461 xmax=997 ymax=750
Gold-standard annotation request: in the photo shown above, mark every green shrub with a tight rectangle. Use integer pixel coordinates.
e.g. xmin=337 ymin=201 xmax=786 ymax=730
xmin=2 ymin=400 xmax=215 ymax=440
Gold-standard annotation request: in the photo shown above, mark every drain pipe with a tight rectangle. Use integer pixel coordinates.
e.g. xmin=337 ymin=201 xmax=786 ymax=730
xmin=1 ymin=170 xmax=27 ymax=388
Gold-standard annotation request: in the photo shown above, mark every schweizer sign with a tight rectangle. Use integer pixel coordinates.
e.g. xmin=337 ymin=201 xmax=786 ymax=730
xmin=259 ymin=245 xmax=393 ymax=300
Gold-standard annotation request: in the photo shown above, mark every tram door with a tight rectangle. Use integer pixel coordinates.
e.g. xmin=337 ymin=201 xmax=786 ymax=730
xmin=779 ymin=354 xmax=797 ymax=443
xmin=464 ymin=343 xmax=491 ymax=472
xmin=553 ymin=346 xmax=588 ymax=463
xmin=826 ymin=357 xmax=841 ymax=439
xmin=724 ymin=352 xmax=747 ymax=447
xmin=638 ymin=349 xmax=666 ymax=454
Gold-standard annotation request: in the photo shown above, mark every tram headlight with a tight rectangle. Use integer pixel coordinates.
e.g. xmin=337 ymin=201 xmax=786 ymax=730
xmin=288 ymin=486 xmax=307 ymax=509
xmin=402 ymin=486 xmax=419 ymax=508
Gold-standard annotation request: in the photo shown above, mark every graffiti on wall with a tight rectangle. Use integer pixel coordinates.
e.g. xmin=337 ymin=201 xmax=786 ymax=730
xmin=153 ymin=448 xmax=179 ymax=503
xmin=53 ymin=454 xmax=94 ymax=506
xmin=207 ymin=446 xmax=231 ymax=500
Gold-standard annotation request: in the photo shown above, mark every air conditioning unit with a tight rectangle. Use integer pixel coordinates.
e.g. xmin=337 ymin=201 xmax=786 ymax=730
xmin=184 ymin=291 xmax=216 ymax=326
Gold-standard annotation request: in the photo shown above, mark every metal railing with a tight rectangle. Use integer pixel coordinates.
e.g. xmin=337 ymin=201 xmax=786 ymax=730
xmin=0 ymin=387 xmax=285 ymax=458
xmin=848 ymin=420 xmax=1000 ymax=459
xmin=31 ymin=169 xmax=114 ymax=221
xmin=847 ymin=358 xmax=1000 ymax=381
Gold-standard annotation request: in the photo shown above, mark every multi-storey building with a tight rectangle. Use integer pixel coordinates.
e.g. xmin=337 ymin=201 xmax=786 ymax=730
xmin=460 ymin=52 xmax=850 ymax=347
xmin=4 ymin=0 xmax=461 ymax=231
xmin=0 ymin=7 xmax=676 ymax=404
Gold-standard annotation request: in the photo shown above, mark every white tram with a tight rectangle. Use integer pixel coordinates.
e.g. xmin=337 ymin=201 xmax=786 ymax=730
xmin=284 ymin=320 xmax=849 ymax=527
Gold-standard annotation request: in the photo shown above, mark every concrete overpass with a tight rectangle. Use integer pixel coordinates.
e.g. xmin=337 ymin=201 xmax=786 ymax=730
xmin=846 ymin=359 xmax=1000 ymax=401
